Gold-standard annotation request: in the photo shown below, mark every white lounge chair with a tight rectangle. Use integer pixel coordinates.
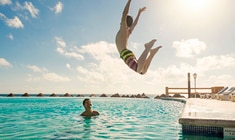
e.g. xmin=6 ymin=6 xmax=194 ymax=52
xmin=214 ymin=87 xmax=229 ymax=100
xmin=210 ymin=87 xmax=228 ymax=99
xmin=199 ymin=94 xmax=206 ymax=99
xmin=218 ymin=87 xmax=235 ymax=101
xmin=231 ymin=93 xmax=235 ymax=102
xmin=228 ymin=89 xmax=235 ymax=102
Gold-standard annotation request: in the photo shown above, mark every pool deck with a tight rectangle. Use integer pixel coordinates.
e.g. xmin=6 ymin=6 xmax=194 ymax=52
xmin=162 ymin=97 xmax=235 ymax=137
xmin=178 ymin=98 xmax=235 ymax=128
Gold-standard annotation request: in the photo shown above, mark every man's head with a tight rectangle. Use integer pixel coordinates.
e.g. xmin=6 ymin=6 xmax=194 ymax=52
xmin=126 ymin=15 xmax=133 ymax=27
xmin=83 ymin=98 xmax=92 ymax=110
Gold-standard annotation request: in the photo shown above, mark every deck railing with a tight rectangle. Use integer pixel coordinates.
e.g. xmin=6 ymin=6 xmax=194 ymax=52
xmin=165 ymin=86 xmax=224 ymax=96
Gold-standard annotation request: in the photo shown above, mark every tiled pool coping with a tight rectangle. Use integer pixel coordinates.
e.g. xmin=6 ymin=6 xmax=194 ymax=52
xmin=161 ymin=98 xmax=235 ymax=138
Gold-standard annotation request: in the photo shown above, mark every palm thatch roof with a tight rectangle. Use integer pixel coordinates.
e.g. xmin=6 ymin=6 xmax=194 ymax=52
xmin=111 ymin=93 xmax=120 ymax=97
xmin=22 ymin=93 xmax=30 ymax=97
xmin=49 ymin=93 xmax=57 ymax=97
xmin=77 ymin=94 xmax=84 ymax=97
xmin=100 ymin=93 xmax=107 ymax=97
xmin=7 ymin=93 xmax=15 ymax=97
xmin=63 ymin=93 xmax=72 ymax=97
xmin=36 ymin=93 xmax=44 ymax=97
xmin=89 ymin=94 xmax=96 ymax=97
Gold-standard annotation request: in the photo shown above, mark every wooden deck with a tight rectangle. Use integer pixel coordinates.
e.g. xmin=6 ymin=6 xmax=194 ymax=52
xmin=165 ymin=86 xmax=224 ymax=96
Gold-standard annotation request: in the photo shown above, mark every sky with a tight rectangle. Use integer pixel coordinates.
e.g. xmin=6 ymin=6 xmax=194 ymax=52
xmin=1 ymin=0 xmax=235 ymax=95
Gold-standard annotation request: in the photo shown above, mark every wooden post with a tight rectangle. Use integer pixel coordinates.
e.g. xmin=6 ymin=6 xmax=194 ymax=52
xmin=188 ymin=73 xmax=191 ymax=98
xmin=166 ymin=87 xmax=169 ymax=96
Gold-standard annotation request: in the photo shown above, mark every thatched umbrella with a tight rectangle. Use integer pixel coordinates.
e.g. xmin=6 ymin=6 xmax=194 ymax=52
xmin=173 ymin=94 xmax=185 ymax=98
xmin=121 ymin=95 xmax=130 ymax=98
xmin=111 ymin=93 xmax=120 ymax=97
xmin=130 ymin=95 xmax=136 ymax=98
xmin=22 ymin=93 xmax=30 ymax=97
xmin=136 ymin=94 xmax=142 ymax=98
xmin=154 ymin=95 xmax=160 ymax=99
xmin=63 ymin=93 xmax=72 ymax=97
xmin=36 ymin=93 xmax=44 ymax=97
xmin=77 ymin=94 xmax=84 ymax=97
xmin=100 ymin=93 xmax=107 ymax=97
xmin=141 ymin=93 xmax=149 ymax=98
xmin=7 ymin=93 xmax=15 ymax=97
xmin=89 ymin=94 xmax=96 ymax=97
xmin=50 ymin=93 xmax=57 ymax=97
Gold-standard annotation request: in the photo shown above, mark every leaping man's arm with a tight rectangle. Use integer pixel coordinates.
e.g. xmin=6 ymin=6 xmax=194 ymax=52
xmin=121 ymin=0 xmax=132 ymax=25
xmin=129 ymin=7 xmax=146 ymax=33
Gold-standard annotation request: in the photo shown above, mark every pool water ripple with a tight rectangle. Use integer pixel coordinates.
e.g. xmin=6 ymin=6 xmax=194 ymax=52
xmin=0 ymin=97 xmax=184 ymax=139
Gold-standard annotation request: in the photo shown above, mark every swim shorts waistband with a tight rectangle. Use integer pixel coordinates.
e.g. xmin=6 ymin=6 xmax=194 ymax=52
xmin=120 ymin=49 xmax=135 ymax=63
xmin=120 ymin=49 xmax=138 ymax=72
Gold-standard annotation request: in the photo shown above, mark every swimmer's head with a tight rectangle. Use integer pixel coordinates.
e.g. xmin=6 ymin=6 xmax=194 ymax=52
xmin=83 ymin=98 xmax=90 ymax=106
xmin=126 ymin=15 xmax=133 ymax=27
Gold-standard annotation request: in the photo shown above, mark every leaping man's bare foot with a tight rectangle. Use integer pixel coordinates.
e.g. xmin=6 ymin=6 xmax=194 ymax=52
xmin=144 ymin=39 xmax=157 ymax=50
xmin=150 ymin=46 xmax=162 ymax=55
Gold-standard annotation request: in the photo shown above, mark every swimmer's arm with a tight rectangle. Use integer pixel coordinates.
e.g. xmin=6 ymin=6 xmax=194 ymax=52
xmin=93 ymin=111 xmax=100 ymax=116
xmin=80 ymin=111 xmax=86 ymax=116
xmin=129 ymin=7 xmax=146 ymax=33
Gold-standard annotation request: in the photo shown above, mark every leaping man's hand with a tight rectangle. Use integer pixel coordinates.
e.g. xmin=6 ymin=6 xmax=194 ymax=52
xmin=139 ymin=7 xmax=146 ymax=13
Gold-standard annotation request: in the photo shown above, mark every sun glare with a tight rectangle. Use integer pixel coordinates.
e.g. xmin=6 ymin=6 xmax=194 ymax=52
xmin=182 ymin=0 xmax=212 ymax=12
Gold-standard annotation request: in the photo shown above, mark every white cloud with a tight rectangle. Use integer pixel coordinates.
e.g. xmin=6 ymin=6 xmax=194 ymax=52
xmin=55 ymin=36 xmax=84 ymax=60
xmin=0 ymin=13 xmax=5 ymax=18
xmin=15 ymin=1 xmax=22 ymax=8
xmin=0 ymin=58 xmax=12 ymax=67
xmin=26 ymin=74 xmax=42 ymax=82
xmin=196 ymin=54 xmax=235 ymax=71
xmin=24 ymin=2 xmax=39 ymax=18
xmin=13 ymin=2 xmax=39 ymax=18
xmin=27 ymin=65 xmax=48 ymax=73
xmin=173 ymin=38 xmax=206 ymax=58
xmin=53 ymin=2 xmax=63 ymax=14
xmin=66 ymin=63 xmax=71 ymax=69
xmin=56 ymin=47 xmax=84 ymax=60
xmin=55 ymin=36 xmax=66 ymax=47
xmin=6 ymin=16 xmax=24 ymax=28
xmin=26 ymin=65 xmax=70 ymax=82
xmin=78 ymin=41 xmax=117 ymax=63
xmin=77 ymin=66 xmax=105 ymax=82
xmin=43 ymin=73 xmax=70 ymax=82
xmin=56 ymin=47 xmax=64 ymax=54
xmin=0 ymin=0 xmax=11 ymax=5
xmin=7 ymin=33 xmax=14 ymax=40
xmin=75 ymin=41 xmax=137 ymax=87
xmin=63 ymin=51 xmax=84 ymax=60
xmin=207 ymin=74 xmax=234 ymax=86
xmin=0 ymin=13 xmax=24 ymax=28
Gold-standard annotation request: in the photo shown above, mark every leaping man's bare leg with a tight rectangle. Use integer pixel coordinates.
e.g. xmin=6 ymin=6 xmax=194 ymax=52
xmin=137 ymin=39 xmax=157 ymax=73
xmin=140 ymin=45 xmax=162 ymax=74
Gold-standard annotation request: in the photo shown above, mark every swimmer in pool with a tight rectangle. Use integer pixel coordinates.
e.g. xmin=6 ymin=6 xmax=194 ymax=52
xmin=115 ymin=0 xmax=162 ymax=74
xmin=80 ymin=98 xmax=99 ymax=117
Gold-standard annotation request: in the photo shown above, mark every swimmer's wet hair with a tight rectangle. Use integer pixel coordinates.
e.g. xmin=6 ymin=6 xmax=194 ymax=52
xmin=126 ymin=15 xmax=133 ymax=27
xmin=83 ymin=98 xmax=90 ymax=106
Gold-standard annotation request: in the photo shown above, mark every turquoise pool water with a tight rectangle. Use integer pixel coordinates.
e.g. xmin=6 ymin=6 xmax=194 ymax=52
xmin=0 ymin=97 xmax=221 ymax=139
